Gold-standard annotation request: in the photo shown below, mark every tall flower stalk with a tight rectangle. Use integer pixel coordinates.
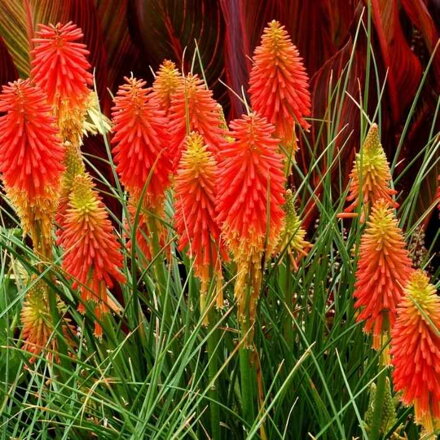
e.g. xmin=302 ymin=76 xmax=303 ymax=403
xmin=111 ymin=76 xmax=172 ymax=262
xmin=249 ymin=20 xmax=311 ymax=158
xmin=0 ymin=79 xmax=66 ymax=359
xmin=58 ymin=174 xmax=125 ymax=337
xmin=175 ymin=132 xmax=227 ymax=320
xmin=353 ymin=200 xmax=413 ymax=353
xmin=0 ymin=79 xmax=64 ymax=257
xmin=217 ymin=112 xmax=285 ymax=427
xmin=31 ymin=22 xmax=94 ymax=219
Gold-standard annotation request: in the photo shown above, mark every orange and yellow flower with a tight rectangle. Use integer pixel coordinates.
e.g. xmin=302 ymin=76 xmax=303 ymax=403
xmin=248 ymin=20 xmax=311 ymax=149
xmin=217 ymin=113 xmax=285 ymax=335
xmin=112 ymin=76 xmax=172 ymax=209
xmin=21 ymin=277 xmax=72 ymax=362
xmin=391 ymin=270 xmax=440 ymax=436
xmin=353 ymin=200 xmax=413 ymax=351
xmin=175 ymin=132 xmax=228 ymax=314
xmin=152 ymin=60 xmax=182 ymax=115
xmin=340 ymin=124 xmax=397 ymax=221
xmin=58 ymin=174 xmax=125 ymax=337
xmin=0 ymin=79 xmax=64 ymax=255
xmin=168 ymin=74 xmax=224 ymax=167
xmin=31 ymin=22 xmax=93 ymax=114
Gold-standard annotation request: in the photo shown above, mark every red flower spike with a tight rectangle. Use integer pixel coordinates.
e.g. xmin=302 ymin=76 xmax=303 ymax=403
xmin=0 ymin=79 xmax=64 ymax=198
xmin=168 ymin=74 xmax=224 ymax=168
xmin=175 ymin=132 xmax=228 ymax=311
xmin=58 ymin=173 xmax=125 ymax=337
xmin=249 ymin=20 xmax=311 ymax=146
xmin=31 ymin=22 xmax=93 ymax=111
xmin=216 ymin=113 xmax=286 ymax=333
xmin=354 ymin=200 xmax=413 ymax=351
xmin=391 ymin=270 xmax=440 ymax=435
xmin=0 ymin=79 xmax=64 ymax=255
xmin=217 ymin=113 xmax=285 ymax=257
xmin=111 ymin=76 xmax=172 ymax=208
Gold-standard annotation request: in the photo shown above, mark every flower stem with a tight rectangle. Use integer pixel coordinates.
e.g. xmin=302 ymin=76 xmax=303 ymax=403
xmin=207 ymin=309 xmax=221 ymax=440
xmin=239 ymin=344 xmax=256 ymax=430
xmin=369 ymin=354 xmax=387 ymax=440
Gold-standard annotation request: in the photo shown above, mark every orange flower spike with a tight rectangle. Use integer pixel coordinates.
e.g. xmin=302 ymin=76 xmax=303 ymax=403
xmin=31 ymin=22 xmax=93 ymax=111
xmin=248 ymin=20 xmax=311 ymax=147
xmin=340 ymin=124 xmax=397 ymax=221
xmin=0 ymin=79 xmax=64 ymax=198
xmin=175 ymin=132 xmax=228 ymax=312
xmin=391 ymin=270 xmax=440 ymax=436
xmin=152 ymin=60 xmax=182 ymax=114
xmin=168 ymin=74 xmax=224 ymax=168
xmin=354 ymin=200 xmax=413 ymax=351
xmin=217 ymin=113 xmax=286 ymax=332
xmin=111 ymin=76 xmax=172 ymax=208
xmin=0 ymin=79 xmax=64 ymax=254
xmin=58 ymin=174 xmax=125 ymax=337
xmin=217 ymin=113 xmax=285 ymax=256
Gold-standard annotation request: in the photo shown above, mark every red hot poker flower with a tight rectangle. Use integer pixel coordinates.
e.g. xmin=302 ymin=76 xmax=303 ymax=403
xmin=217 ymin=113 xmax=285 ymax=257
xmin=0 ymin=79 xmax=64 ymax=198
xmin=217 ymin=113 xmax=286 ymax=333
xmin=58 ymin=174 xmax=125 ymax=337
xmin=168 ymin=74 xmax=224 ymax=168
xmin=249 ymin=20 xmax=311 ymax=147
xmin=354 ymin=200 xmax=413 ymax=351
xmin=31 ymin=22 xmax=93 ymax=111
xmin=339 ymin=124 xmax=397 ymax=221
xmin=112 ymin=76 xmax=172 ymax=209
xmin=152 ymin=60 xmax=182 ymax=115
xmin=175 ymin=132 xmax=228 ymax=311
xmin=0 ymin=79 xmax=64 ymax=254
xmin=391 ymin=270 xmax=440 ymax=435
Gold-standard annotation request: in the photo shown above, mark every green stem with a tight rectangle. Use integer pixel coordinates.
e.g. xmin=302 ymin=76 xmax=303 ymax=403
xmin=149 ymin=219 xmax=170 ymax=331
xmin=239 ymin=345 xmax=256 ymax=430
xmin=207 ymin=310 xmax=221 ymax=440
xmin=369 ymin=359 xmax=387 ymax=440
xmin=283 ymin=259 xmax=293 ymax=350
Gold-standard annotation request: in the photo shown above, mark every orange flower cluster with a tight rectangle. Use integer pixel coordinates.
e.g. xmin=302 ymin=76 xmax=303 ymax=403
xmin=391 ymin=270 xmax=440 ymax=435
xmin=249 ymin=20 xmax=311 ymax=149
xmin=340 ymin=124 xmax=397 ymax=221
xmin=217 ymin=113 xmax=286 ymax=333
xmin=111 ymin=76 xmax=173 ymax=260
xmin=0 ymin=79 xmax=64 ymax=255
xmin=112 ymin=76 xmax=172 ymax=207
xmin=168 ymin=74 xmax=224 ymax=168
xmin=353 ymin=200 xmax=413 ymax=351
xmin=31 ymin=22 xmax=92 ymax=113
xmin=175 ymin=132 xmax=227 ymax=315
xmin=58 ymin=174 xmax=125 ymax=336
